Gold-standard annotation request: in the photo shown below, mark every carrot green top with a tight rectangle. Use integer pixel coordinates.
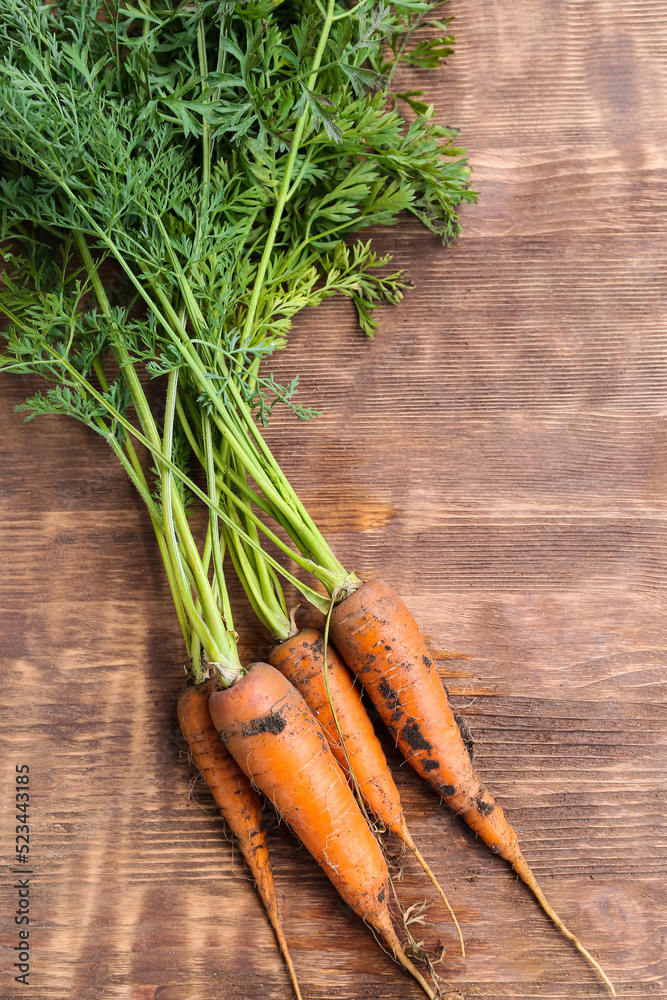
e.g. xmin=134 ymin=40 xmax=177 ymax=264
xmin=0 ymin=0 xmax=474 ymax=675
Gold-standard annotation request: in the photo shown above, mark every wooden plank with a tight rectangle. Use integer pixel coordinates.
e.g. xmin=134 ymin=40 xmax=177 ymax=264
xmin=1 ymin=1 xmax=666 ymax=998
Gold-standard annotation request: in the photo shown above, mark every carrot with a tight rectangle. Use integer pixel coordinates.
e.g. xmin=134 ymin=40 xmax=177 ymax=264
xmin=208 ymin=661 xmax=437 ymax=1000
xmin=269 ymin=628 xmax=465 ymax=957
xmin=177 ymin=676 xmax=302 ymax=1000
xmin=330 ymin=579 xmax=615 ymax=997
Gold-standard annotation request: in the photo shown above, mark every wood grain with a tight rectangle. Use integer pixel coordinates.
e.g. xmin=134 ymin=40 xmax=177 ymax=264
xmin=1 ymin=1 xmax=666 ymax=998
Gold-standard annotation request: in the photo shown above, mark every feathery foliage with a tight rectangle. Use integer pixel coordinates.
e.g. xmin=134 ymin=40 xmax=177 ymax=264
xmin=0 ymin=0 xmax=475 ymax=669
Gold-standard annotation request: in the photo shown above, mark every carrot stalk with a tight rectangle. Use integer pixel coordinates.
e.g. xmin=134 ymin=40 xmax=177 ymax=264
xmin=270 ymin=628 xmax=465 ymax=958
xmin=177 ymin=677 xmax=303 ymax=1000
xmin=330 ymin=579 xmax=615 ymax=997
xmin=209 ymin=662 xmax=437 ymax=1000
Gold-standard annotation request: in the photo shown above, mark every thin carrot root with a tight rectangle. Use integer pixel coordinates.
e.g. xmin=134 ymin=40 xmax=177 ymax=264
xmin=376 ymin=911 xmax=436 ymax=1000
xmin=400 ymin=821 xmax=465 ymax=958
xmin=265 ymin=911 xmax=303 ymax=1000
xmin=515 ymin=858 xmax=615 ymax=997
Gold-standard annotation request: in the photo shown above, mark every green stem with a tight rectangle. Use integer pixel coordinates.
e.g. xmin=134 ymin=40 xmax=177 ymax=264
xmin=240 ymin=0 xmax=337 ymax=342
xmin=164 ymin=370 xmax=231 ymax=664
xmin=75 ymin=234 xmax=192 ymax=650
xmin=77 ymin=231 xmax=316 ymax=632
xmin=57 ymin=184 xmax=348 ymax=598
xmin=160 ymin=372 xmax=223 ymax=662
xmin=196 ymin=15 xmax=212 ymax=253
xmin=176 ymin=395 xmax=331 ymax=600
xmin=73 ymin=231 xmax=162 ymax=452
xmin=57 ymin=347 xmax=328 ymax=595
xmin=189 ymin=516 xmax=220 ymax=679
xmin=202 ymin=414 xmax=226 ymax=613
xmin=74 ymin=191 xmax=346 ymax=585
xmin=231 ymin=450 xmax=290 ymax=630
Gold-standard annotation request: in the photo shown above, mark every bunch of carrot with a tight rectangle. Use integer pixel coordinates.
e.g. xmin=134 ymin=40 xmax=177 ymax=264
xmin=0 ymin=1 xmax=616 ymax=997
xmin=174 ymin=435 xmax=615 ymax=997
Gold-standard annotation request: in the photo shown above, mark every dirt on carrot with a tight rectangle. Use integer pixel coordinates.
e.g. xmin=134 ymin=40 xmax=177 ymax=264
xmin=330 ymin=579 xmax=615 ymax=997
xmin=270 ymin=628 xmax=465 ymax=956
xmin=208 ymin=661 xmax=437 ymax=1000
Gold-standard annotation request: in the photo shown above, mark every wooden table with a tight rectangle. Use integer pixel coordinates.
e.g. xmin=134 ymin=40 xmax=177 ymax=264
xmin=1 ymin=2 xmax=665 ymax=997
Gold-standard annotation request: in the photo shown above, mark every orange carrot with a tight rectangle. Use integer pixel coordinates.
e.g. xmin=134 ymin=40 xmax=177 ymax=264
xmin=208 ymin=661 xmax=437 ymax=1000
xmin=177 ymin=677 xmax=302 ymax=1000
xmin=331 ymin=579 xmax=615 ymax=996
xmin=269 ymin=628 xmax=465 ymax=956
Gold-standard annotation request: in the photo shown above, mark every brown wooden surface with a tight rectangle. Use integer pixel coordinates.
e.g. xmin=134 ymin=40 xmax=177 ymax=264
xmin=1 ymin=2 xmax=666 ymax=998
